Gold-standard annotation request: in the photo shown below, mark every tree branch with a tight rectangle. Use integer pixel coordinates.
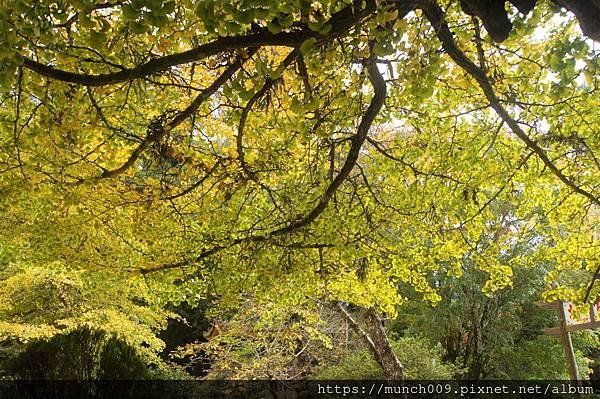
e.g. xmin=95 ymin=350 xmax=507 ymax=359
xmin=79 ymin=53 xmax=253 ymax=182
xmin=269 ymin=57 xmax=387 ymax=236
xmin=237 ymin=51 xmax=298 ymax=181
xmin=22 ymin=0 xmax=383 ymax=86
xmin=420 ymin=0 xmax=599 ymax=207
xmin=336 ymin=302 xmax=379 ymax=353
xmin=140 ymin=55 xmax=387 ymax=274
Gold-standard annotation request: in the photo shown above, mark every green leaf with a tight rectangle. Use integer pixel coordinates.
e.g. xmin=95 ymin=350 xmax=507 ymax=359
xmin=299 ymin=37 xmax=317 ymax=55
xmin=129 ymin=21 xmax=147 ymax=34
xmin=318 ymin=23 xmax=332 ymax=35
xmin=122 ymin=4 xmax=139 ymax=21
xmin=89 ymin=31 xmax=107 ymax=50
xmin=160 ymin=1 xmax=176 ymax=15
xmin=266 ymin=21 xmax=282 ymax=34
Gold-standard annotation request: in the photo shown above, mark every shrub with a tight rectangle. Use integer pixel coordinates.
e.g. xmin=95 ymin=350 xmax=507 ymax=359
xmin=311 ymin=336 xmax=462 ymax=380
xmin=2 ymin=326 xmax=151 ymax=380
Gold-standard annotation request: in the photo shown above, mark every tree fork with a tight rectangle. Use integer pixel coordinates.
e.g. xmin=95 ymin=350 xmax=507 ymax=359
xmin=337 ymin=303 xmax=404 ymax=380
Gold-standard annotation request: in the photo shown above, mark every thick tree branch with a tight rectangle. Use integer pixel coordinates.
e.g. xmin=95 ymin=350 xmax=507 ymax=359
xmin=82 ymin=53 xmax=252 ymax=182
xmin=270 ymin=57 xmax=387 ymax=236
xmin=141 ymin=56 xmax=387 ymax=274
xmin=421 ymin=0 xmax=599 ymax=207
xmin=22 ymin=0 xmax=383 ymax=86
xmin=336 ymin=302 xmax=379 ymax=353
xmin=237 ymin=51 xmax=298 ymax=181
xmin=337 ymin=303 xmax=404 ymax=380
xmin=552 ymin=0 xmax=600 ymax=41
xmin=22 ymin=33 xmax=299 ymax=86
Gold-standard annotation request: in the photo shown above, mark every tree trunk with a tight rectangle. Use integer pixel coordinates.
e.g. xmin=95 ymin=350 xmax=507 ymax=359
xmin=337 ymin=303 xmax=404 ymax=380
xmin=363 ymin=308 xmax=404 ymax=380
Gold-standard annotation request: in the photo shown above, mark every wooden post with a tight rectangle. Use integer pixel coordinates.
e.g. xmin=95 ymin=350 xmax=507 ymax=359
xmin=538 ymin=294 xmax=600 ymax=388
xmin=556 ymin=300 xmax=579 ymax=382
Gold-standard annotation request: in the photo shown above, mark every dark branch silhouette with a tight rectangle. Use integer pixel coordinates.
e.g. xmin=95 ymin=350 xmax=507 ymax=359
xmin=421 ymin=0 xmax=599 ymax=207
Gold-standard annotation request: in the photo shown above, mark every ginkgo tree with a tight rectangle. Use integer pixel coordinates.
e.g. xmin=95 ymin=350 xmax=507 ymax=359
xmin=0 ymin=0 xmax=598 ymax=379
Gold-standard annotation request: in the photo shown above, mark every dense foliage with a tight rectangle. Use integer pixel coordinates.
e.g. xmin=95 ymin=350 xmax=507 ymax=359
xmin=397 ymin=262 xmax=596 ymax=379
xmin=1 ymin=326 xmax=152 ymax=380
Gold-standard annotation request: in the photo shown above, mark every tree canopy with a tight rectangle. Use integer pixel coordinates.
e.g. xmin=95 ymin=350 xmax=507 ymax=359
xmin=0 ymin=0 xmax=599 ymax=380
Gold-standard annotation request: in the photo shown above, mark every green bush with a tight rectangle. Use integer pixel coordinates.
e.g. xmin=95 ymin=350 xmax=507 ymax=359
xmin=311 ymin=336 xmax=462 ymax=380
xmin=492 ymin=334 xmax=592 ymax=380
xmin=2 ymin=326 xmax=151 ymax=380
xmin=98 ymin=335 xmax=150 ymax=380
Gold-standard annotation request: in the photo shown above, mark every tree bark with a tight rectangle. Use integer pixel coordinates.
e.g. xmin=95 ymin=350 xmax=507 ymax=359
xmin=552 ymin=0 xmax=600 ymax=41
xmin=363 ymin=308 xmax=404 ymax=381
xmin=337 ymin=303 xmax=404 ymax=380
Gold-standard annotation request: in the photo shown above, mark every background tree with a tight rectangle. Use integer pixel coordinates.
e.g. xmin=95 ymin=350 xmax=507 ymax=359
xmin=2 ymin=326 xmax=152 ymax=380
